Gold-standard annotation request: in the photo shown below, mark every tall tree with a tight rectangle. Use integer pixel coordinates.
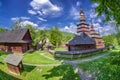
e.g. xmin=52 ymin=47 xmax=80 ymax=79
xmin=0 ymin=27 xmax=6 ymax=32
xmin=91 ymin=0 xmax=120 ymax=27
xmin=35 ymin=30 xmax=47 ymax=50
xmin=12 ymin=18 xmax=22 ymax=30
xmin=25 ymin=25 xmax=37 ymax=46
xmin=49 ymin=26 xmax=62 ymax=47
xmin=102 ymin=34 xmax=118 ymax=47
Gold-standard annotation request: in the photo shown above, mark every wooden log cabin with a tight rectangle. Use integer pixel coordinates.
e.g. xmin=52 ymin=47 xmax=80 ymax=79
xmin=4 ymin=54 xmax=23 ymax=75
xmin=0 ymin=29 xmax=33 ymax=54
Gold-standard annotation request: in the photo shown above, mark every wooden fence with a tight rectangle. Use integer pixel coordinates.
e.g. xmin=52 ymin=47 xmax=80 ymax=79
xmin=54 ymin=47 xmax=111 ymax=59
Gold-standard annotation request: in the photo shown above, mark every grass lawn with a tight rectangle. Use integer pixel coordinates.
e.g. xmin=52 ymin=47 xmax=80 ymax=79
xmin=54 ymin=47 xmax=67 ymax=51
xmin=23 ymin=64 xmax=80 ymax=80
xmin=78 ymin=49 xmax=120 ymax=80
xmin=0 ymin=63 xmax=80 ymax=80
xmin=23 ymin=50 xmax=61 ymax=64
xmin=0 ymin=50 xmax=80 ymax=80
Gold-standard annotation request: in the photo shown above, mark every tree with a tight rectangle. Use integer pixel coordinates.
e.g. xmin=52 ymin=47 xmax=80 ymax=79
xmin=49 ymin=26 xmax=62 ymax=47
xmin=25 ymin=25 xmax=37 ymax=46
xmin=102 ymin=34 xmax=118 ymax=47
xmin=62 ymin=32 xmax=73 ymax=42
xmin=35 ymin=30 xmax=47 ymax=50
xmin=12 ymin=18 xmax=22 ymax=30
xmin=91 ymin=0 xmax=120 ymax=27
xmin=0 ymin=27 xmax=6 ymax=32
xmin=116 ymin=31 xmax=120 ymax=45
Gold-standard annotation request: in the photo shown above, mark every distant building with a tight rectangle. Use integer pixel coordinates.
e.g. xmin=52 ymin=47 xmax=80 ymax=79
xmin=66 ymin=9 xmax=105 ymax=51
xmin=0 ymin=29 xmax=33 ymax=54
xmin=4 ymin=54 xmax=23 ymax=75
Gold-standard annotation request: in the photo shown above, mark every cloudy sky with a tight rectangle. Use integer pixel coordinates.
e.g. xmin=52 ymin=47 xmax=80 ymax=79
xmin=0 ymin=0 xmax=116 ymax=35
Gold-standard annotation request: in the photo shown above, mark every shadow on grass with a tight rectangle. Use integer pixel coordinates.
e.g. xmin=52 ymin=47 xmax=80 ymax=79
xmin=23 ymin=64 xmax=36 ymax=72
xmin=43 ymin=64 xmax=80 ymax=80
xmin=0 ymin=70 xmax=21 ymax=80
xmin=22 ymin=64 xmax=36 ymax=76
xmin=0 ymin=62 xmax=4 ymax=65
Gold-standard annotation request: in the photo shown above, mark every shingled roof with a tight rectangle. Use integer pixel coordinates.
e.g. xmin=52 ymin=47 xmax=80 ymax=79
xmin=68 ymin=32 xmax=95 ymax=45
xmin=4 ymin=54 xmax=23 ymax=66
xmin=0 ymin=28 xmax=32 ymax=43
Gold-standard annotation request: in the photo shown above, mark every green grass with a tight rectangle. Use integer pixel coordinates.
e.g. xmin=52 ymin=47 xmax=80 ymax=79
xmin=78 ymin=49 xmax=120 ymax=80
xmin=0 ymin=50 xmax=8 ymax=58
xmin=23 ymin=64 xmax=80 ymax=80
xmin=54 ymin=47 xmax=66 ymax=51
xmin=0 ymin=50 xmax=80 ymax=80
xmin=23 ymin=50 xmax=60 ymax=64
xmin=0 ymin=63 xmax=80 ymax=80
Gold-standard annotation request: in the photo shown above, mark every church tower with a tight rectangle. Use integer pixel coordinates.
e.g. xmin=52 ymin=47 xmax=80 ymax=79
xmin=77 ymin=9 xmax=90 ymax=35
xmin=90 ymin=24 xmax=105 ymax=48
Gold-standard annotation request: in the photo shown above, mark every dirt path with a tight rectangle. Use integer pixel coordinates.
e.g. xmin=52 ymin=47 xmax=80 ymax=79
xmin=39 ymin=53 xmax=57 ymax=61
xmin=64 ymin=52 xmax=111 ymax=80
xmin=23 ymin=63 xmax=61 ymax=66
xmin=66 ymin=61 xmax=95 ymax=80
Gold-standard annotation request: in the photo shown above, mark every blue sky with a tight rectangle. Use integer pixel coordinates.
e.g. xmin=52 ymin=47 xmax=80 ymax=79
xmin=0 ymin=0 xmax=116 ymax=35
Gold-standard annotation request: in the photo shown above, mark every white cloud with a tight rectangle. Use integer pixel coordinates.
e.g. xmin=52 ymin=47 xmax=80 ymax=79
xmin=93 ymin=22 xmax=116 ymax=36
xmin=11 ymin=17 xmax=20 ymax=21
xmin=97 ymin=18 xmax=102 ymax=23
xmin=61 ymin=23 xmax=77 ymax=33
xmin=38 ymin=26 xmax=46 ymax=30
xmin=76 ymin=1 xmax=81 ymax=6
xmin=28 ymin=10 xmax=37 ymax=15
xmin=89 ymin=9 xmax=98 ymax=18
xmin=20 ymin=17 xmax=30 ymax=20
xmin=91 ymin=3 xmax=99 ymax=8
xmin=20 ymin=20 xmax=38 ymax=27
xmin=37 ymin=17 xmax=47 ymax=22
xmin=29 ymin=0 xmax=62 ymax=17
xmin=11 ymin=17 xmax=30 ymax=21
xmin=70 ymin=7 xmax=79 ymax=20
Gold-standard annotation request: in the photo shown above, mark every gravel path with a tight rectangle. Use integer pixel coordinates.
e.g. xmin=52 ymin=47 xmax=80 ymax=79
xmin=64 ymin=52 xmax=111 ymax=80
xmin=23 ymin=63 xmax=61 ymax=66
xmin=39 ymin=53 xmax=56 ymax=61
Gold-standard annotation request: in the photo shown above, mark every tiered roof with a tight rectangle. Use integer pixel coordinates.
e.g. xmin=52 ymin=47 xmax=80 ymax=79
xmin=68 ymin=32 xmax=95 ymax=45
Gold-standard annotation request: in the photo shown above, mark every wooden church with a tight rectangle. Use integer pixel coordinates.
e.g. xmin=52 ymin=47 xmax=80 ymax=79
xmin=66 ymin=9 xmax=105 ymax=51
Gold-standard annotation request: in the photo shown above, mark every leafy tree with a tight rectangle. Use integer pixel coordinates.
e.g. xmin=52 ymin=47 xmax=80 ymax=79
xmin=49 ymin=26 xmax=62 ymax=47
xmin=35 ymin=30 xmax=47 ymax=50
xmin=25 ymin=25 xmax=37 ymax=46
xmin=12 ymin=18 xmax=22 ymax=29
xmin=91 ymin=0 xmax=120 ymax=26
xmin=115 ymin=31 xmax=120 ymax=45
xmin=102 ymin=34 xmax=118 ymax=47
xmin=62 ymin=32 xmax=73 ymax=42
xmin=0 ymin=27 xmax=6 ymax=32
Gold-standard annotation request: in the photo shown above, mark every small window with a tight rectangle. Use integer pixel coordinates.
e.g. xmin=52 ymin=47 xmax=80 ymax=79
xmin=98 ymin=41 xmax=101 ymax=44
